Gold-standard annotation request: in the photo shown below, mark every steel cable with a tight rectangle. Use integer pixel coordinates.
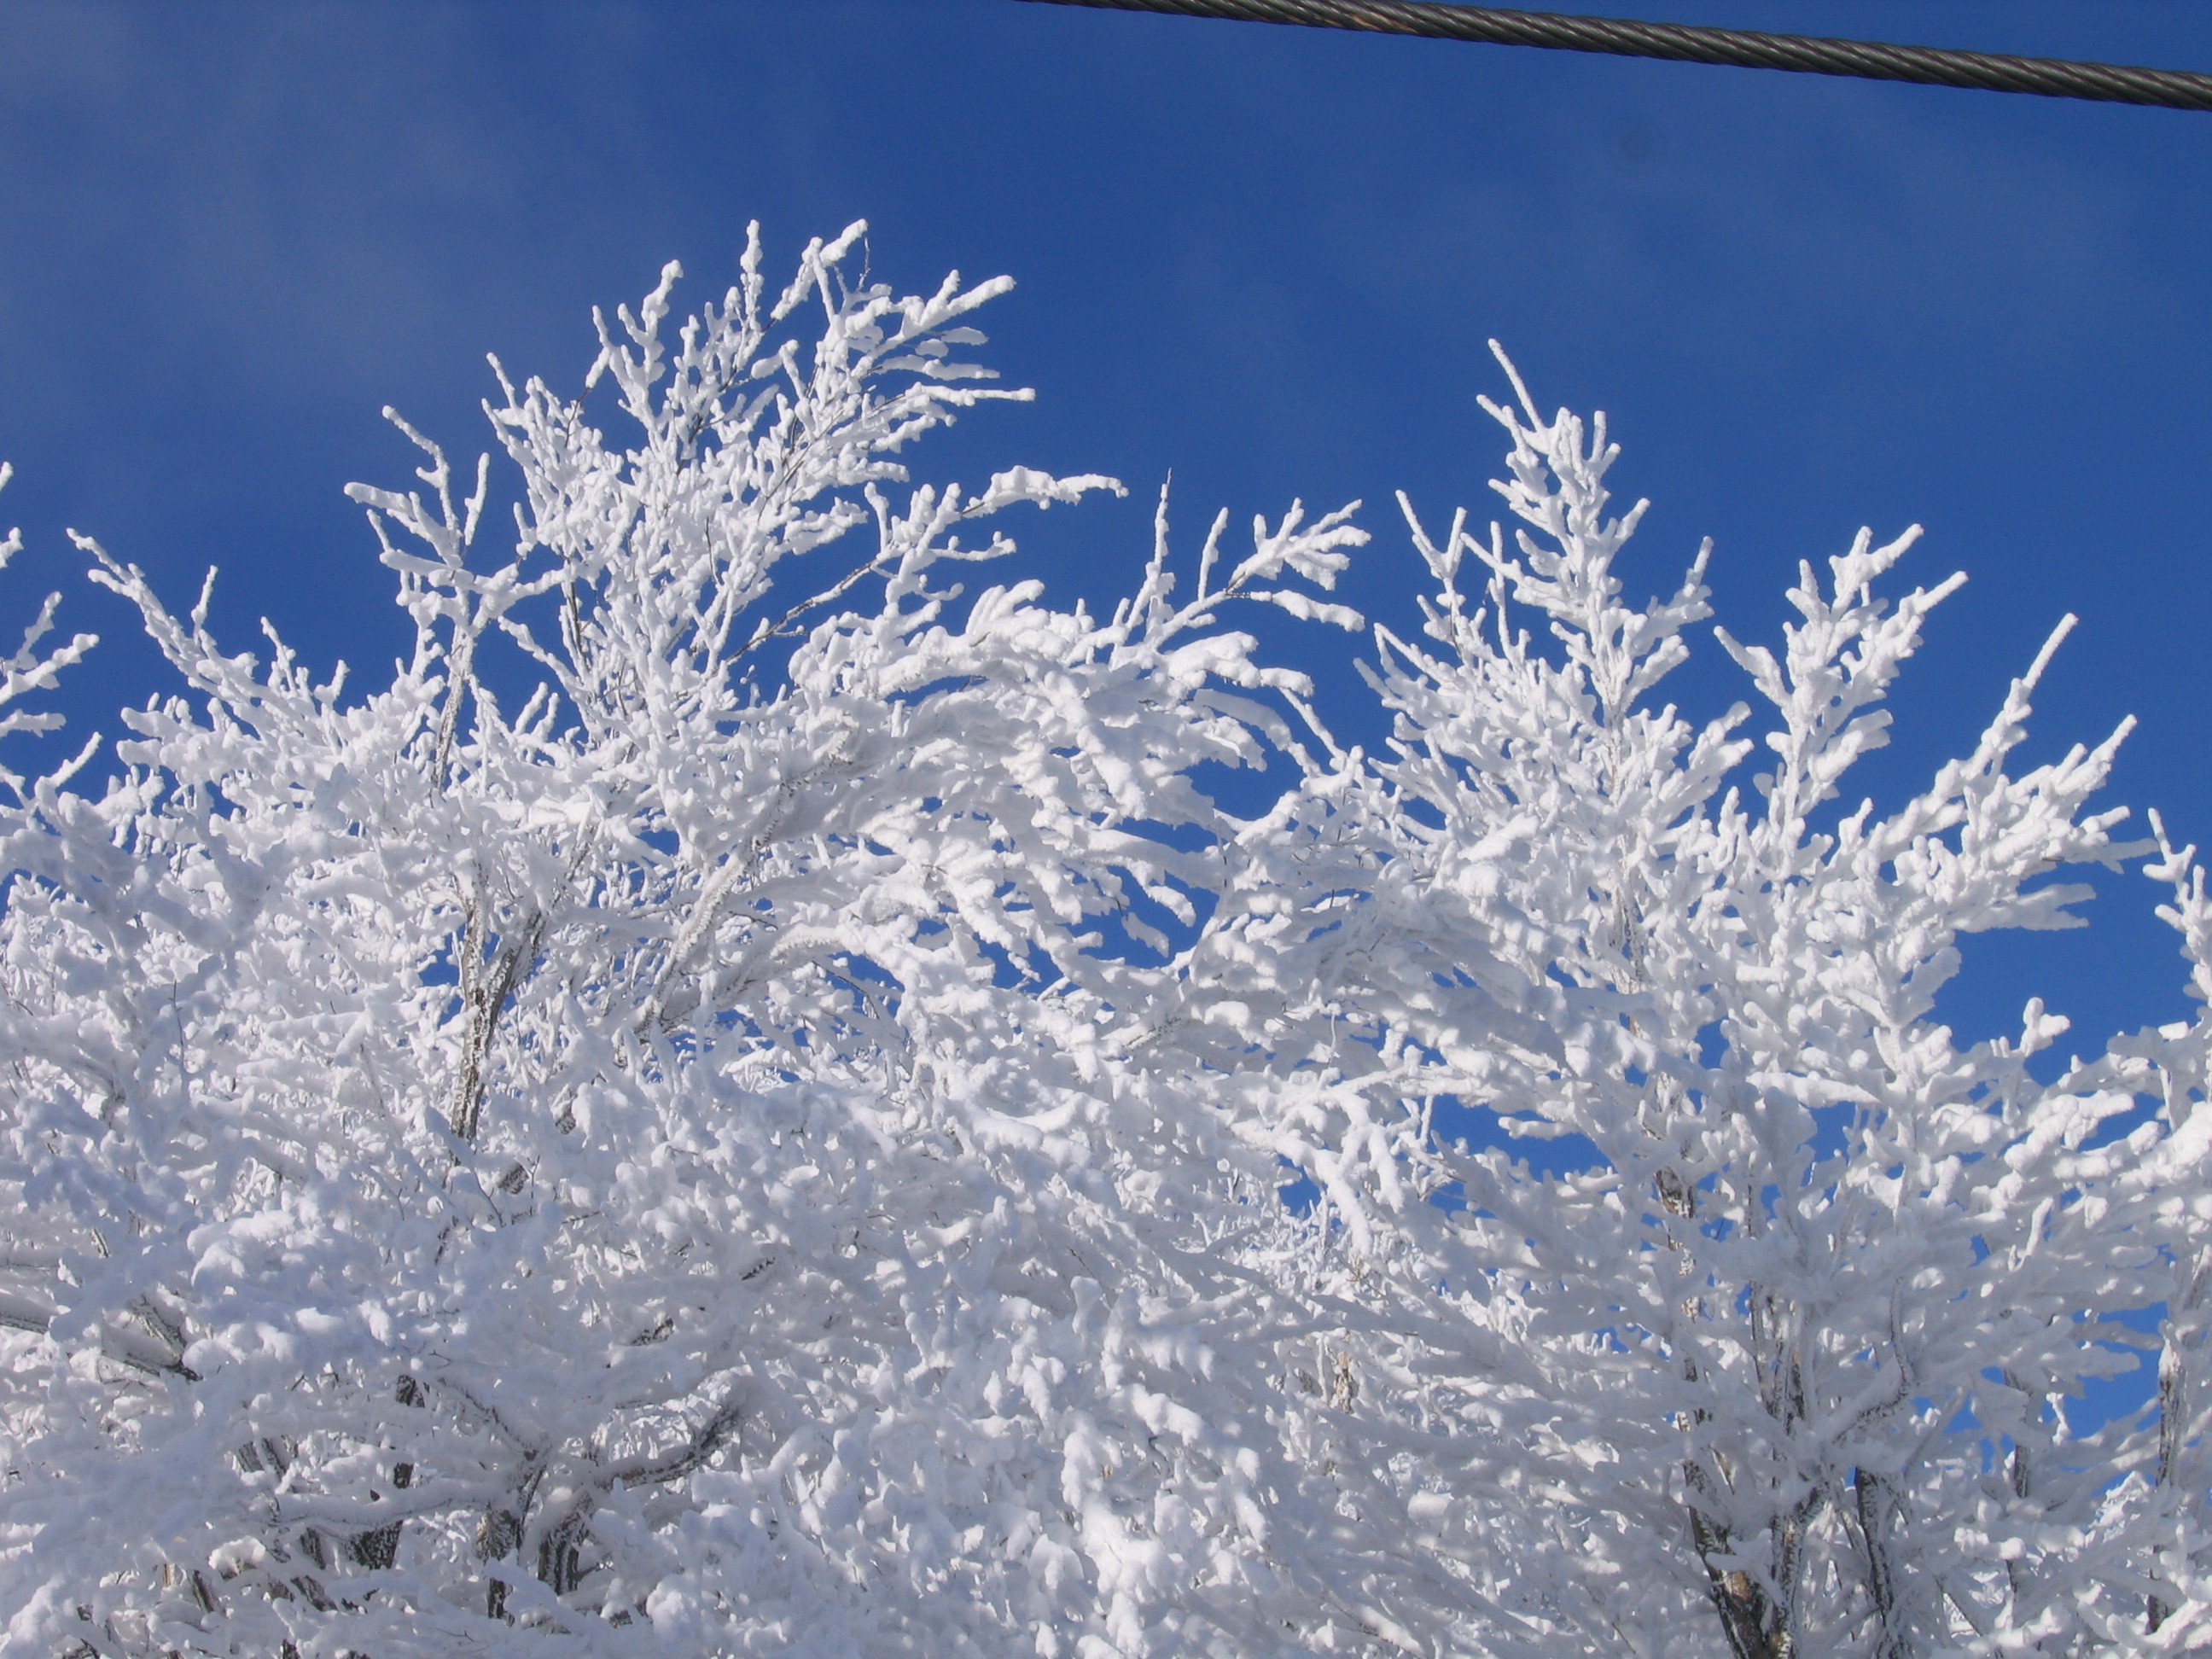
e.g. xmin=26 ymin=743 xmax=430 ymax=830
xmin=1016 ymin=0 xmax=2212 ymax=113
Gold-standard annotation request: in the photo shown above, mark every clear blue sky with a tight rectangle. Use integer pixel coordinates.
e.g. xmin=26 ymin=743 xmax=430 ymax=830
xmin=2 ymin=0 xmax=2209 ymax=1063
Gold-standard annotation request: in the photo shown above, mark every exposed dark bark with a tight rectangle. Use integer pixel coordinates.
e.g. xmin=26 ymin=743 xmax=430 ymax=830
xmin=448 ymin=890 xmax=546 ymax=1144
xmin=1854 ymin=1470 xmax=1913 ymax=1659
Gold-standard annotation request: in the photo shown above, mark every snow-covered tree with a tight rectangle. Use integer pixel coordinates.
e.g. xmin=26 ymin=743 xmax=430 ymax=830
xmin=0 ymin=225 xmax=1381 ymax=1658
xmin=1261 ymin=350 xmax=2212 ymax=1659
xmin=0 ymin=227 xmax=2204 ymax=1659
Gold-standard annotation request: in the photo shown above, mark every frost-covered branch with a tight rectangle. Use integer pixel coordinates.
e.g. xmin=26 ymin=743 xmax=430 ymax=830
xmin=0 ymin=240 xmax=2203 ymax=1659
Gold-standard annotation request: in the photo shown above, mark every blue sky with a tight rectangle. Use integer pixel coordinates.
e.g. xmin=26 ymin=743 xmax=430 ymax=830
xmin=2 ymin=0 xmax=2210 ymax=1065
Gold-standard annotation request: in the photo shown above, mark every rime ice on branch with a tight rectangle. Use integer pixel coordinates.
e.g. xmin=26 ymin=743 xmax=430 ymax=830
xmin=0 ymin=236 xmax=2205 ymax=1659
xmin=1289 ymin=346 xmax=2212 ymax=1659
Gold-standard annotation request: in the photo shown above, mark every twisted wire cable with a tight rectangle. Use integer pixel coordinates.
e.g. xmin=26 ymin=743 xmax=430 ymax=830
xmin=1016 ymin=0 xmax=2212 ymax=113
